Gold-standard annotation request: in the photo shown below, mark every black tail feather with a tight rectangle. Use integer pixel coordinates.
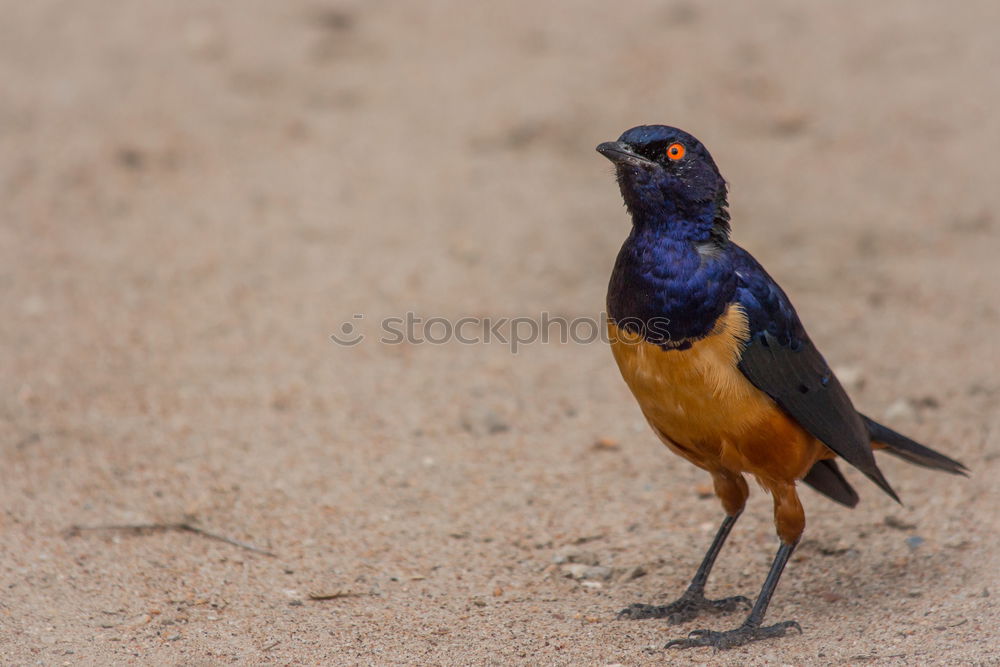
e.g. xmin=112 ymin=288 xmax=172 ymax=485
xmin=802 ymin=459 xmax=859 ymax=507
xmin=860 ymin=414 xmax=969 ymax=476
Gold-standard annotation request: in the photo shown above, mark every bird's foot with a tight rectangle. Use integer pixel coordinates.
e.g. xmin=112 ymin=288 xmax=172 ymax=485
xmin=617 ymin=592 xmax=750 ymax=624
xmin=665 ymin=619 xmax=802 ymax=650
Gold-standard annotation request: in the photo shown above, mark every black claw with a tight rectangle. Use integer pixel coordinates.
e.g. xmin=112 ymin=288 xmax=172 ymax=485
xmin=724 ymin=595 xmax=751 ymax=608
xmin=617 ymin=603 xmax=663 ymax=620
xmin=665 ymin=620 xmax=803 ymax=650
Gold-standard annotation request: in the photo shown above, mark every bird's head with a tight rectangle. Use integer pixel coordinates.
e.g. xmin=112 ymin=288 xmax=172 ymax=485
xmin=597 ymin=125 xmax=730 ymax=243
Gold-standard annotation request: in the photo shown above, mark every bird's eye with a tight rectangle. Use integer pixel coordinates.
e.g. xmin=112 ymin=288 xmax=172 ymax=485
xmin=666 ymin=143 xmax=686 ymax=161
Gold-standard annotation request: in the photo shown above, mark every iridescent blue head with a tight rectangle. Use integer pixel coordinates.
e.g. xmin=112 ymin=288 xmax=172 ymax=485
xmin=597 ymin=125 xmax=730 ymax=244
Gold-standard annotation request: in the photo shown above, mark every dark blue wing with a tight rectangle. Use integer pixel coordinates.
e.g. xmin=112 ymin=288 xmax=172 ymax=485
xmin=728 ymin=244 xmax=898 ymax=502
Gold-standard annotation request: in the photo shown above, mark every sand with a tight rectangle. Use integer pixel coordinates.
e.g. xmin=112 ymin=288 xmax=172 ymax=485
xmin=2 ymin=1 xmax=999 ymax=664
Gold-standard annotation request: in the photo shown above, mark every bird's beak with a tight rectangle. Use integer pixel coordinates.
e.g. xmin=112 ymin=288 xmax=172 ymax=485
xmin=596 ymin=141 xmax=655 ymax=168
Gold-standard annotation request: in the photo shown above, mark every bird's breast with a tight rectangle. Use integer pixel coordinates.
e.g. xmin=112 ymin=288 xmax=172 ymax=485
xmin=606 ymin=235 xmax=736 ymax=344
xmin=608 ymin=304 xmax=821 ymax=477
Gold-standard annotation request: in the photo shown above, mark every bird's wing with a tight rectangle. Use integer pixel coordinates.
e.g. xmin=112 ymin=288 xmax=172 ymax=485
xmin=730 ymin=245 xmax=898 ymax=501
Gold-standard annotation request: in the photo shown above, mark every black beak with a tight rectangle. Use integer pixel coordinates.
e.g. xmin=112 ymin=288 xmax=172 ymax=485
xmin=596 ymin=141 xmax=655 ymax=168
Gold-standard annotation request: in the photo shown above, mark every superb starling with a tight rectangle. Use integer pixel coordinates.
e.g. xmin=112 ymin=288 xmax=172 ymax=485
xmin=597 ymin=125 xmax=967 ymax=649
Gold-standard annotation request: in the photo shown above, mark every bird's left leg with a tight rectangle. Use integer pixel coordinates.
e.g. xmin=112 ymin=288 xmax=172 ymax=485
xmin=619 ymin=473 xmax=751 ymax=623
xmin=666 ymin=482 xmax=804 ymax=649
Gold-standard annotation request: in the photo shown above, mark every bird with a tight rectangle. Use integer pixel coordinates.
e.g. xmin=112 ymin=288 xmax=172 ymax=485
xmin=596 ymin=125 xmax=967 ymax=650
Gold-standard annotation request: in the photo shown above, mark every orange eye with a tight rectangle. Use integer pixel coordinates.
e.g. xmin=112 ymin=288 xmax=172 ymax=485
xmin=666 ymin=142 xmax=686 ymax=161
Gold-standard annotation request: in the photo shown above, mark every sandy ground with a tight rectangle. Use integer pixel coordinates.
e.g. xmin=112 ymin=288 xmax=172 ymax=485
xmin=2 ymin=1 xmax=1000 ymax=664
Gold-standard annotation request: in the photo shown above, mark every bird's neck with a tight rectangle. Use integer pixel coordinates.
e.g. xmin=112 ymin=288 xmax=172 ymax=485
xmin=631 ymin=206 xmax=731 ymax=246
xmin=619 ymin=176 xmax=732 ymax=245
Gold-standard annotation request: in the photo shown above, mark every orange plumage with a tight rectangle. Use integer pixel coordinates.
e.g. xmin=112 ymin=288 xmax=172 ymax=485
xmin=609 ymin=306 xmax=831 ymax=544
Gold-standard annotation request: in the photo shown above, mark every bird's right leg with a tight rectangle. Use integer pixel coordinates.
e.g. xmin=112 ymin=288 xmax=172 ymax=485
xmin=618 ymin=473 xmax=751 ymax=623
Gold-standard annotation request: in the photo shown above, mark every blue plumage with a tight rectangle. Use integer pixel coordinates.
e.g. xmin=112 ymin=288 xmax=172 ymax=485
xmin=730 ymin=245 xmax=805 ymax=349
xmin=607 ymin=229 xmax=807 ymax=350
xmin=602 ymin=125 xmax=803 ymax=350
xmin=607 ymin=228 xmax=734 ymax=345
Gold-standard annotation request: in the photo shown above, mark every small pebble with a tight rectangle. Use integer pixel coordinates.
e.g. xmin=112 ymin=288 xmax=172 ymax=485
xmin=561 ymin=563 xmax=589 ymax=579
xmin=582 ymin=565 xmax=613 ymax=581
xmin=884 ymin=516 xmax=917 ymax=530
xmin=593 ymin=436 xmax=619 ymax=450
xmin=552 ymin=548 xmax=599 ymax=566
xmin=561 ymin=563 xmax=613 ymax=581
xmin=461 ymin=406 xmax=510 ymax=435
xmin=627 ymin=565 xmax=647 ymax=580
xmin=884 ymin=398 xmax=917 ymax=422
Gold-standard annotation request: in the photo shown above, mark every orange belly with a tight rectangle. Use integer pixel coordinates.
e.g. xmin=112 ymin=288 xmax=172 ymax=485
xmin=608 ymin=305 xmax=829 ymax=486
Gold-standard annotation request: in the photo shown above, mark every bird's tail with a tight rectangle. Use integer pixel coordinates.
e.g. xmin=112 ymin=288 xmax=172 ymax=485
xmin=860 ymin=414 xmax=969 ymax=475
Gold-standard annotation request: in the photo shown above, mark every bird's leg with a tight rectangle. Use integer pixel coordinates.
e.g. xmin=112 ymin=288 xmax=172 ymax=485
xmin=618 ymin=512 xmax=750 ymax=623
xmin=666 ymin=540 xmax=802 ymax=649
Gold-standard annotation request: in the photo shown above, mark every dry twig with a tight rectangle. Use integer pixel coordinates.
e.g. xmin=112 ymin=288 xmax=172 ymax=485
xmin=66 ymin=522 xmax=276 ymax=557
